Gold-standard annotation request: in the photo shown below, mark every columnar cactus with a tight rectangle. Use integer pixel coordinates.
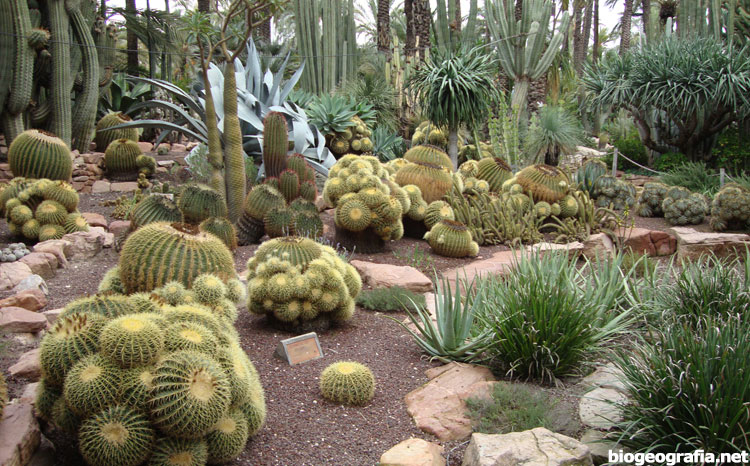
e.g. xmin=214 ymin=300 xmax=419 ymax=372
xmin=262 ymin=112 xmax=289 ymax=178
xmin=8 ymin=130 xmax=73 ymax=180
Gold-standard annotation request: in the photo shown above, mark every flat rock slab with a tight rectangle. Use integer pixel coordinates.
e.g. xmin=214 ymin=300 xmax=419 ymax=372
xmin=616 ymin=227 xmax=677 ymax=256
xmin=0 ymin=402 xmax=41 ymax=466
xmin=8 ymin=348 xmax=41 ymax=381
xmin=581 ymin=429 xmax=622 ymax=465
xmin=350 ymin=260 xmax=432 ymax=292
xmin=526 ymin=241 xmax=584 ymax=259
xmin=0 ymin=307 xmax=48 ymax=333
xmin=18 ymin=252 xmax=58 ymax=280
xmin=579 ymin=387 xmax=627 ymax=430
xmin=81 ymin=212 xmax=108 ymax=229
xmin=0 ymin=262 xmax=33 ymax=291
xmin=33 ymin=240 xmax=72 ymax=268
xmin=111 ymin=181 xmax=139 ymax=192
xmin=0 ymin=290 xmax=47 ymax=312
xmin=580 ymin=363 xmax=627 ymax=394
xmin=462 ymin=429 xmax=593 ymax=466
xmin=380 ymin=438 xmax=445 ymax=466
xmin=91 ymin=180 xmax=111 ymax=193
xmin=442 ymin=250 xmax=521 ymax=291
xmin=405 ymin=362 xmax=496 ymax=441
xmin=668 ymin=227 xmax=750 ymax=262
xmin=60 ymin=230 xmax=107 ymax=260
xmin=12 ymin=275 xmax=48 ymax=295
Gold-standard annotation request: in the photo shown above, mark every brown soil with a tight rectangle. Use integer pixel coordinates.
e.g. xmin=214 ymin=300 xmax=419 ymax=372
xmin=0 ymin=185 xmax=724 ymax=466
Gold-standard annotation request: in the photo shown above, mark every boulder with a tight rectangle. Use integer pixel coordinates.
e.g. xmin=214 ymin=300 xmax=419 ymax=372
xmin=315 ymin=196 xmax=330 ymax=212
xmin=405 ymin=362 xmax=496 ymax=441
xmin=0 ymin=402 xmax=41 ymax=466
xmin=580 ymin=363 xmax=627 ymax=394
xmin=462 ymin=429 xmax=593 ymax=466
xmin=580 ymin=430 xmax=621 ymax=465
xmin=60 ymin=229 xmax=112 ymax=260
xmin=91 ymin=180 xmax=111 ymax=193
xmin=581 ymin=233 xmax=616 ymax=260
xmin=0 ymin=262 xmax=33 ymax=291
xmin=0 ymin=290 xmax=47 ymax=312
xmin=0 ymin=307 xmax=48 ymax=333
xmin=350 ymin=260 xmax=432 ymax=292
xmin=41 ymin=309 xmax=63 ymax=324
xmin=108 ymin=220 xmax=131 ymax=239
xmin=578 ymin=387 xmax=627 ymax=430
xmin=32 ymin=240 xmax=72 ymax=268
xmin=136 ymin=141 xmax=153 ymax=152
xmin=668 ymin=227 xmax=750 ymax=263
xmin=110 ymin=181 xmax=139 ymax=192
xmin=81 ymin=152 xmax=104 ymax=164
xmin=615 ymin=227 xmax=676 ymax=256
xmin=18 ymin=252 xmax=58 ymax=280
xmin=19 ymin=383 xmax=40 ymax=405
xmin=8 ymin=348 xmax=41 ymax=381
xmin=526 ymin=241 xmax=584 ymax=259
xmin=81 ymin=212 xmax=108 ymax=229
xmin=28 ymin=434 xmax=56 ymax=466
xmin=171 ymin=143 xmax=187 ymax=152
xmin=12 ymin=275 xmax=48 ymax=295
xmin=379 ymin=438 xmax=445 ymax=466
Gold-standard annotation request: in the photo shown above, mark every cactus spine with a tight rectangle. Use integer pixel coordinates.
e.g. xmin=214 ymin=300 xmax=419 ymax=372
xmin=263 ymin=112 xmax=289 ymax=179
xmin=49 ymin=0 xmax=72 ymax=145
xmin=222 ymin=60 xmax=246 ymax=222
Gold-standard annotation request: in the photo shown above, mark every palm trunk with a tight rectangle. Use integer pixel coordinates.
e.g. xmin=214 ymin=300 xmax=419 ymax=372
xmin=125 ymin=0 xmax=139 ymax=75
xmin=377 ymin=0 xmax=391 ymax=54
xmin=448 ymin=128 xmax=458 ymax=170
xmin=620 ymin=0 xmax=633 ymax=55
xmin=593 ymin=0 xmax=600 ymax=63
xmin=197 ymin=0 xmax=210 ymax=13
xmin=405 ymin=0 xmax=415 ymax=56
xmin=413 ymin=0 xmax=431 ymax=58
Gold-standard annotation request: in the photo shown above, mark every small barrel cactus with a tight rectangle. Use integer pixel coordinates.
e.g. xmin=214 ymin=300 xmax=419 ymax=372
xmin=95 ymin=112 xmax=138 ymax=151
xmin=130 ymin=195 xmax=183 ymax=230
xmin=8 ymin=129 xmax=73 ymax=181
xmin=319 ymin=361 xmax=375 ymax=406
xmin=178 ymin=184 xmax=229 ymax=224
xmin=637 ymin=182 xmax=669 ymax=217
xmin=104 ymin=139 xmax=144 ymax=180
xmin=424 ymin=219 xmax=479 ymax=258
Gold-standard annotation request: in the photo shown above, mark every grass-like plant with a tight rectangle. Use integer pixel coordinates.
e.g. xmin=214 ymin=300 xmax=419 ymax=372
xmin=476 ymin=251 xmax=633 ymax=383
xmin=659 ymin=161 xmax=721 ymax=196
xmin=615 ymin=315 xmax=750 ymax=455
xmin=356 ymin=287 xmax=426 ymax=313
xmin=465 ymin=382 xmax=555 ymax=434
xmin=390 ymin=275 xmax=492 ymax=363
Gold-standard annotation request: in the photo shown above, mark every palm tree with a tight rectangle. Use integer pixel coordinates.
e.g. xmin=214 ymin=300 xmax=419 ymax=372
xmin=412 ymin=0 xmax=431 ymax=58
xmin=525 ymin=105 xmax=584 ymax=166
xmin=408 ymin=46 xmax=500 ymax=168
xmin=198 ymin=0 xmax=210 ymax=12
xmin=377 ymin=0 xmax=391 ymax=54
xmin=620 ymin=0 xmax=634 ymax=54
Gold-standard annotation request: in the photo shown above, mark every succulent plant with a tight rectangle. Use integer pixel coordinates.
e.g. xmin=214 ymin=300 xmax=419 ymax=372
xmin=96 ymin=112 xmax=139 ymax=151
xmin=591 ymin=175 xmax=636 ymax=210
xmin=119 ymin=222 xmax=236 ymax=293
xmin=636 ymin=182 xmax=669 ymax=217
xmin=205 ymin=408 xmax=249 ymax=463
xmin=199 ymin=217 xmax=238 ymax=251
xmin=130 ymin=195 xmax=183 ymax=230
xmin=178 ymin=184 xmax=228 ymax=224
xmin=403 ymin=145 xmax=453 ymax=171
xmin=8 ymin=130 xmax=73 ymax=181
xmin=319 ymin=361 xmax=375 ymax=406
xmin=246 ymin=237 xmax=361 ymax=331
xmin=574 ymin=159 xmax=607 ymax=196
xmin=99 ymin=315 xmax=165 ymax=368
xmin=709 ymin=185 xmax=750 ymax=231
xmin=475 ymin=157 xmax=513 ymax=192
xmin=147 ymin=437 xmax=208 ymax=466
xmin=662 ymin=188 xmax=708 ymax=226
xmin=105 ymin=139 xmax=145 ymax=180
xmin=424 ymin=219 xmax=480 ymax=258
xmin=410 ymin=122 xmax=463 ymax=154
xmin=78 ymin=405 xmax=154 ymax=466
xmin=262 ymin=111 xmax=289 ymax=178
xmin=63 ymin=354 xmax=124 ymax=417
xmin=515 ymin=164 xmax=570 ymax=203
xmin=424 ymin=201 xmax=455 ymax=230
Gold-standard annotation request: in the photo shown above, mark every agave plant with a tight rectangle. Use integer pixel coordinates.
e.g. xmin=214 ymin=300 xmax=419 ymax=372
xmin=103 ymin=39 xmax=335 ymax=175
xmin=307 ymin=95 xmax=358 ymax=135
xmin=371 ymin=127 xmax=404 ymax=161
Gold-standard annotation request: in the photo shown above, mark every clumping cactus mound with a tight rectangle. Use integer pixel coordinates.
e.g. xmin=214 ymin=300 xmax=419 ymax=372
xmin=661 ymin=187 xmax=708 ymax=226
xmin=709 ymin=184 xmax=750 ymax=231
xmin=246 ymin=236 xmax=361 ymax=331
xmin=35 ymin=272 xmax=265 ymax=466
xmin=319 ymin=361 xmax=375 ymax=406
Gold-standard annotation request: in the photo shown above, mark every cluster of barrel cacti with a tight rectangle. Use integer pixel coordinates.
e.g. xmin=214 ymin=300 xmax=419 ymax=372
xmin=458 ymin=142 xmax=494 ymax=163
xmin=36 ymin=270 xmax=265 ymax=466
xmin=0 ymin=0 xmax=116 ymax=152
xmin=709 ymin=184 xmax=750 ymax=231
xmin=0 ymin=177 xmax=88 ymax=242
xmin=329 ymin=116 xmax=373 ymax=156
xmin=636 ymin=182 xmax=669 ymax=217
xmin=319 ymin=361 xmax=375 ymax=406
xmin=591 ymin=175 xmax=636 ymax=210
xmin=662 ymin=186 xmax=708 ymax=226
xmin=103 ymin=138 xmax=155 ymax=181
xmin=322 ymin=154 xmax=407 ymax=251
xmin=410 ymin=122 xmax=463 ymax=154
xmin=245 ymin=236 xmax=361 ymax=331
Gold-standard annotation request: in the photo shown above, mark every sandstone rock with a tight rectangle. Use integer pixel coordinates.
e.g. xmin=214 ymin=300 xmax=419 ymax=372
xmin=0 ymin=262 xmax=33 ymax=291
xmin=581 ymin=364 xmax=627 ymax=394
xmin=90 ymin=226 xmax=115 ymax=248
xmin=186 ymin=141 xmax=199 ymax=151
xmin=108 ymin=220 xmax=131 ymax=239
xmin=41 ymin=309 xmax=63 ymax=324
xmin=616 ymin=227 xmax=677 ymax=256
xmin=33 ymin=240 xmax=72 ymax=267
xmin=18 ymin=252 xmax=58 ymax=280
xmin=582 ymin=233 xmax=615 ymax=260
xmin=0 ymin=307 xmax=48 ymax=333
xmin=579 ymin=387 xmax=627 ymax=430
xmin=668 ymin=227 xmax=750 ymax=263
xmin=82 ymin=152 xmax=104 ymax=164
xmin=137 ymin=141 xmax=153 ymax=152
xmin=60 ymin=229 xmax=107 ymax=260
xmin=580 ymin=430 xmax=620 ymax=465
xmin=0 ymin=402 xmax=41 ymax=466
xmin=8 ymin=348 xmax=41 ymax=381
xmin=157 ymin=160 xmax=174 ymax=168
xmin=110 ymin=181 xmax=138 ymax=192
xmin=405 ymin=362 xmax=496 ymax=441
xmin=315 ymin=196 xmax=330 ymax=212
xmin=19 ymin=382 xmax=39 ymax=405
xmin=380 ymin=438 xmax=445 ymax=466
xmin=91 ymin=180 xmax=111 ymax=193
xmin=171 ymin=143 xmax=187 ymax=152
xmin=461 ymin=429 xmax=593 ymax=466
xmin=350 ymin=260 xmax=432 ymax=292
xmin=81 ymin=212 xmax=108 ymax=229
xmin=28 ymin=434 xmax=55 ymax=466
xmin=0 ymin=290 xmax=47 ymax=312
xmin=526 ymin=241 xmax=584 ymax=259
xmin=576 ymin=146 xmax=606 ymax=158
xmin=12 ymin=275 xmax=48 ymax=295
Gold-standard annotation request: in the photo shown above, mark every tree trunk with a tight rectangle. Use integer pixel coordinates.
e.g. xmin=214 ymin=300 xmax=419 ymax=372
xmin=251 ymin=6 xmax=271 ymax=42
xmin=620 ymin=0 xmax=633 ymax=55
xmin=642 ymin=0 xmax=651 ymax=42
xmin=197 ymin=0 xmax=210 ymax=13
xmin=405 ymin=0 xmax=415 ymax=57
xmin=452 ymin=0 xmax=461 ymax=32
xmin=593 ymin=0 xmax=600 ymax=63
xmin=125 ymin=0 xmax=139 ymax=75
xmin=581 ymin=0 xmax=593 ymax=67
xmin=545 ymin=147 xmax=560 ymax=166
xmin=377 ymin=0 xmax=391 ymax=54
xmin=448 ymin=128 xmax=459 ymax=170
xmin=413 ymin=0 xmax=431 ymax=59
xmin=573 ymin=0 xmax=584 ymax=75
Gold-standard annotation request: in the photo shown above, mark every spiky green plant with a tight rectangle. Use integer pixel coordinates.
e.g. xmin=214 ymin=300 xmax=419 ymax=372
xmin=319 ymin=361 xmax=375 ymax=406
xmin=710 ymin=184 xmax=750 ymax=231
xmin=424 ymin=220 xmax=480 ymax=258
xmin=262 ymin=112 xmax=289 ymax=178
xmin=515 ymin=164 xmax=570 ymax=203
xmin=524 ymin=106 xmax=584 ymax=166
xmin=475 ymin=157 xmax=513 ymax=192
xmin=178 ymin=184 xmax=228 ymax=224
xmin=8 ymin=130 xmax=73 ymax=181
xmin=78 ymin=405 xmax=154 ymax=466
xmin=96 ymin=112 xmax=138 ymax=151
xmin=130 ymin=195 xmax=183 ymax=230
xmin=199 ymin=217 xmax=238 ymax=250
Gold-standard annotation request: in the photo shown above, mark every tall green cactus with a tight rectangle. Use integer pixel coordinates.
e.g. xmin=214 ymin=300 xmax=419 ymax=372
xmin=69 ymin=1 xmax=99 ymax=153
xmin=293 ymin=0 xmax=357 ymax=94
xmin=223 ymin=60 xmax=246 ymax=223
xmin=49 ymin=0 xmax=73 ymax=146
xmin=434 ymin=0 xmax=478 ymax=51
xmin=486 ymin=0 xmax=570 ymax=113
xmin=8 ymin=0 xmax=34 ymax=116
xmin=262 ymin=112 xmax=288 ymax=179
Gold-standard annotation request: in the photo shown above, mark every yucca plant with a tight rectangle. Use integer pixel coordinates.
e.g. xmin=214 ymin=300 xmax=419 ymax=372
xmin=524 ymin=105 xmax=584 ymax=166
xmin=390 ymin=275 xmax=492 ymax=363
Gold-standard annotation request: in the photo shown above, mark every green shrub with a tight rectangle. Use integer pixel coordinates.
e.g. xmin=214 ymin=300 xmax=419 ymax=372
xmin=476 ymin=252 xmax=632 ymax=383
xmin=465 ymin=382 xmax=555 ymax=434
xmin=604 ymin=136 xmax=648 ymax=170
xmin=355 ymin=287 xmax=426 ymax=312
xmin=616 ymin=315 xmax=750 ymax=455
xmin=653 ymin=152 xmax=687 ymax=172
xmin=713 ymin=125 xmax=750 ymax=173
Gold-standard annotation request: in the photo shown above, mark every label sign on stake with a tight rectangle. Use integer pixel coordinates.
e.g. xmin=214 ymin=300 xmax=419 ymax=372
xmin=274 ymin=332 xmax=323 ymax=365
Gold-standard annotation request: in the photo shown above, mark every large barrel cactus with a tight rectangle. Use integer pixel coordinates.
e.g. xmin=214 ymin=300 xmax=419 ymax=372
xmin=8 ymin=129 xmax=73 ymax=181
xmin=178 ymin=184 xmax=229 ymax=224
xmin=119 ymin=222 xmax=236 ymax=293
xmin=104 ymin=139 xmax=155 ymax=180
xmin=515 ymin=164 xmax=570 ymax=204
xmin=424 ymin=219 xmax=479 ymax=258
xmin=36 ymin=273 xmax=265 ymax=466
xmin=95 ymin=112 xmax=138 ymax=151
xmin=475 ymin=157 xmax=513 ymax=192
